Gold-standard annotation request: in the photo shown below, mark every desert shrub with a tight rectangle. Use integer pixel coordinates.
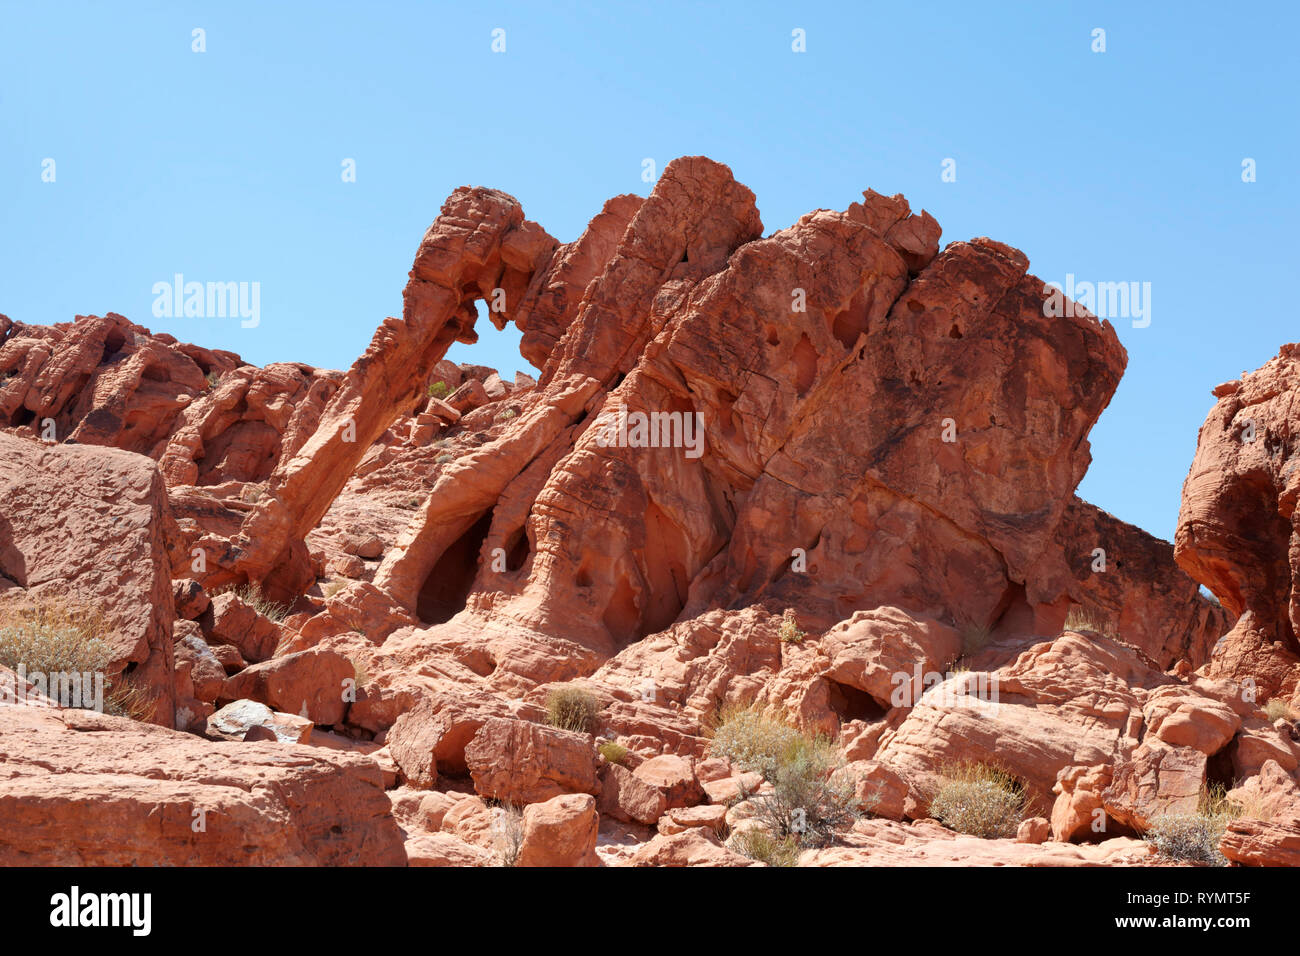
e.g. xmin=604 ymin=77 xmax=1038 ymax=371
xmin=1264 ymin=698 xmax=1296 ymax=722
xmin=598 ymin=740 xmax=629 ymax=766
xmin=490 ymin=804 xmax=525 ymax=866
xmin=746 ymin=736 xmax=859 ymax=846
xmin=929 ymin=763 xmax=1027 ymax=839
xmin=546 ymin=686 xmax=600 ymax=734
xmin=204 ymin=369 xmax=220 ymax=390
xmin=435 ymin=453 xmax=454 ymax=464
xmin=0 ymin=603 xmax=155 ymax=720
xmin=778 ymin=608 xmax=804 ymax=644
xmin=229 ymin=583 xmax=289 ymax=623
xmin=1145 ymin=815 xmax=1229 ymax=866
xmin=322 ymin=580 xmax=346 ymax=599
xmin=710 ymin=706 xmax=858 ymax=846
xmin=498 ymin=408 xmax=518 ymax=421
xmin=729 ymin=828 xmax=801 ymax=867
xmin=351 ymin=660 xmax=369 ymax=689
xmin=1145 ymin=783 xmax=1243 ymax=866
xmin=427 ymin=380 xmax=450 ymax=399
xmin=708 ymin=705 xmax=801 ymax=780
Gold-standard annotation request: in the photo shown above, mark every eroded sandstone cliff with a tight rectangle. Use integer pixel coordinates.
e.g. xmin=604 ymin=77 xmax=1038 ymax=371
xmin=5 ymin=156 xmax=1286 ymax=868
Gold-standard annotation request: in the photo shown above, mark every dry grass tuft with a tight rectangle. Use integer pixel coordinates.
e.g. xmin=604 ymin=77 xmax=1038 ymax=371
xmin=545 ymin=685 xmax=600 ymax=734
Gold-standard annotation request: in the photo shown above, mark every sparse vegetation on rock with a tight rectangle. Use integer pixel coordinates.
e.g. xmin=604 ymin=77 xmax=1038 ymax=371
xmin=929 ymin=763 xmax=1027 ymax=840
xmin=0 ymin=153 xmax=1292 ymax=871
xmin=0 ymin=603 xmax=155 ymax=720
xmin=545 ymin=686 xmax=600 ymax=735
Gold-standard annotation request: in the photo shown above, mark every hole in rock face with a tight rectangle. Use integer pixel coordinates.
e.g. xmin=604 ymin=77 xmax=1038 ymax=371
xmin=826 ymin=679 xmax=889 ymax=724
xmin=1206 ymin=741 xmax=1237 ymax=794
xmin=601 ymin=573 xmax=641 ymax=648
xmin=641 ymin=500 xmax=689 ymax=638
xmin=830 ymin=283 xmax=873 ymax=350
xmin=792 ymin=334 xmax=818 ymax=396
xmin=102 ymin=327 xmax=127 ymax=360
xmin=417 ymin=511 xmax=493 ymax=625
xmin=504 ymin=527 xmax=530 ymax=573
xmin=948 ymin=324 xmax=963 ymax=339
xmin=831 ymin=309 xmax=865 ymax=350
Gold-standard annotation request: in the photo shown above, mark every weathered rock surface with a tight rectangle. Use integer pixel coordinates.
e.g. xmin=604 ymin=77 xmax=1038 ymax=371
xmin=1176 ymin=344 xmax=1300 ymax=699
xmin=463 ymin=717 xmax=599 ymax=805
xmin=0 ymin=432 xmax=176 ymax=725
xmin=218 ymin=648 xmax=354 ymax=726
xmin=802 ymin=818 xmax=1156 ymax=867
xmin=0 ymin=702 xmax=404 ymax=864
xmin=517 ymin=793 xmax=600 ymax=867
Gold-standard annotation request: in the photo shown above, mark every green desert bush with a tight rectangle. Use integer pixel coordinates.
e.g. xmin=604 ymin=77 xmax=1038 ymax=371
xmin=929 ymin=762 xmax=1027 ymax=839
xmin=707 ymin=705 xmax=801 ymax=780
xmin=545 ymin=685 xmax=600 ymax=734
xmin=598 ymin=740 xmax=629 ymax=766
xmin=710 ymin=705 xmax=859 ymax=847
xmin=427 ymin=380 xmax=450 ymax=399
xmin=778 ymin=608 xmax=804 ymax=644
xmin=748 ymin=737 xmax=859 ymax=846
xmin=1145 ymin=815 xmax=1229 ymax=866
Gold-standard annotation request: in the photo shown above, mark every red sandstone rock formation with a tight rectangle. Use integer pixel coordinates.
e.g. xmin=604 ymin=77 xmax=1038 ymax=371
xmin=1176 ymin=345 xmax=1300 ymax=699
xmin=4 ymin=156 xmax=1283 ymax=867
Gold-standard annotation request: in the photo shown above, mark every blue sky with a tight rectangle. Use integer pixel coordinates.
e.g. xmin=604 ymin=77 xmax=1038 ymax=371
xmin=2 ymin=1 xmax=1296 ymax=542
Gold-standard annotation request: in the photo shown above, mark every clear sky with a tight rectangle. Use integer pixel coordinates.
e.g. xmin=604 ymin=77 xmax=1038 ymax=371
xmin=2 ymin=1 xmax=1296 ymax=543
